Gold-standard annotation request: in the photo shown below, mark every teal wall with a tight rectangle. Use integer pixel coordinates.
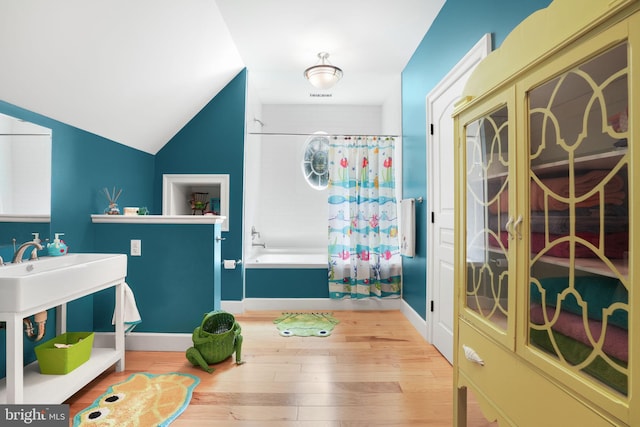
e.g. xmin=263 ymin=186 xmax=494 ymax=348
xmin=0 ymin=100 xmax=155 ymax=377
xmin=246 ymin=269 xmax=328 ymax=298
xmin=400 ymin=0 xmax=552 ymax=318
xmin=0 ymin=69 xmax=246 ymax=377
xmin=155 ymin=69 xmax=247 ymax=302
xmin=92 ymin=223 xmax=219 ymax=332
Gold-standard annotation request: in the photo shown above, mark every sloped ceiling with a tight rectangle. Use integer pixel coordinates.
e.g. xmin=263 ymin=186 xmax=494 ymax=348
xmin=0 ymin=1 xmax=444 ymax=154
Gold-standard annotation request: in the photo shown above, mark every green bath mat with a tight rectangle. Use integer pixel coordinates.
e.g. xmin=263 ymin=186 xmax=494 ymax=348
xmin=273 ymin=312 xmax=339 ymax=337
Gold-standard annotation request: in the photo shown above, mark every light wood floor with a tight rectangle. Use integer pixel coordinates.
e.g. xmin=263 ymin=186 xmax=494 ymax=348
xmin=66 ymin=310 xmax=497 ymax=426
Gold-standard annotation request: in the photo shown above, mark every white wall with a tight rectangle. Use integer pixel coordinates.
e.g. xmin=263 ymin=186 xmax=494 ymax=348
xmin=0 ymin=116 xmax=13 ymax=213
xmin=244 ymin=74 xmax=404 ymax=255
xmin=246 ymin=104 xmax=383 ymax=251
xmin=382 ymin=77 xmax=403 ymax=202
xmin=381 ymin=75 xmax=402 ymax=136
xmin=243 ymin=72 xmax=263 ymax=253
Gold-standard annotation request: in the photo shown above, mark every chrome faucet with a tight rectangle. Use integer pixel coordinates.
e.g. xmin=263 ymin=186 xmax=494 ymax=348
xmin=251 ymin=226 xmax=265 ymax=247
xmin=251 ymin=226 xmax=260 ymax=240
xmin=12 ymin=241 xmax=44 ymax=263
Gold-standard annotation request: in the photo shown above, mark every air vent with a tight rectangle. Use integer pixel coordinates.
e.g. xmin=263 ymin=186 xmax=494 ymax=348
xmin=309 ymin=93 xmax=333 ymax=97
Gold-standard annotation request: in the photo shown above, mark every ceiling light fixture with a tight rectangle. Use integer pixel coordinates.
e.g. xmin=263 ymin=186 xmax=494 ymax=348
xmin=304 ymin=52 xmax=343 ymax=90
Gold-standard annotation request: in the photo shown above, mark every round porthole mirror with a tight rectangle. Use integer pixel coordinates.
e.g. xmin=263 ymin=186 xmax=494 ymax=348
xmin=302 ymin=132 xmax=330 ymax=190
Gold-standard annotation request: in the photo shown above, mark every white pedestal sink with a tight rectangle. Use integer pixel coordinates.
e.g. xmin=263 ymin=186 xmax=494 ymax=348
xmin=0 ymin=253 xmax=127 ymax=404
xmin=0 ymin=253 xmax=127 ymax=313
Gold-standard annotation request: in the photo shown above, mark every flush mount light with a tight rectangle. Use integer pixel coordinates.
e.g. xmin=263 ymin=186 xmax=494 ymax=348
xmin=304 ymin=52 xmax=343 ymax=90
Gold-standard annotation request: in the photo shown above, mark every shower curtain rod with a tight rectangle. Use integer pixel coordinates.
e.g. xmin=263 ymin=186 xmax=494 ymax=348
xmin=249 ymin=132 xmax=399 ymax=138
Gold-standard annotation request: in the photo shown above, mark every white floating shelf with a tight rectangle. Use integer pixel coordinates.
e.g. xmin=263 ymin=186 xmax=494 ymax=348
xmin=91 ymin=214 xmax=226 ymax=224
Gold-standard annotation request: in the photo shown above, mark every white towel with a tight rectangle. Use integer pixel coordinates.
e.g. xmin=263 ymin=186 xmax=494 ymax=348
xmin=112 ymin=282 xmax=141 ymax=333
xmin=400 ymin=198 xmax=416 ymax=257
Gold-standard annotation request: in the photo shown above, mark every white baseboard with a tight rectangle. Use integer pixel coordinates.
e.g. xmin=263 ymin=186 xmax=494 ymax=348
xmin=220 ymin=300 xmax=245 ymax=314
xmin=228 ymin=297 xmax=402 ymax=312
xmin=96 ymin=298 xmax=425 ymax=352
xmin=400 ymin=299 xmax=428 ymax=341
xmin=94 ymin=332 xmax=192 ymax=352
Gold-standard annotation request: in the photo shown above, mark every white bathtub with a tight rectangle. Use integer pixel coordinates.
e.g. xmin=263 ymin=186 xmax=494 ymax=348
xmin=245 ymin=248 xmax=327 ymax=269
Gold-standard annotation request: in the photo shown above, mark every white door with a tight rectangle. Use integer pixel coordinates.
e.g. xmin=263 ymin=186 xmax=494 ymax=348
xmin=427 ymin=34 xmax=491 ymax=363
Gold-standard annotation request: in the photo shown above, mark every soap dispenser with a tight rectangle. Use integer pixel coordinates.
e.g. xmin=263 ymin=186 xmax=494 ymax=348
xmin=47 ymin=233 xmax=68 ymax=256
xmin=29 ymin=232 xmax=43 ymax=260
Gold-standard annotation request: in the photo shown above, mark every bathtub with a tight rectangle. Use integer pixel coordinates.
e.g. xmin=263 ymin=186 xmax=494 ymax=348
xmin=245 ymin=248 xmax=327 ymax=269
xmin=244 ymin=248 xmax=328 ymax=298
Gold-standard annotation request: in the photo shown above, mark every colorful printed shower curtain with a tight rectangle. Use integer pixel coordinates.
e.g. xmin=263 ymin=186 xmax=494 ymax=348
xmin=328 ymin=136 xmax=402 ymax=299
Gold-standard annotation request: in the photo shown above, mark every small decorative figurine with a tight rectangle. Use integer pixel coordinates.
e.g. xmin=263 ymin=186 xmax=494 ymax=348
xmin=189 ymin=192 xmax=209 ymax=215
xmin=103 ymin=186 xmax=123 ymax=215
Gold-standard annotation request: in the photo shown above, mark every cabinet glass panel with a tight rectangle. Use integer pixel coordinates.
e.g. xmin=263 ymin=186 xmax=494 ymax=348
xmin=465 ymin=105 xmax=509 ymax=330
xmin=528 ymin=43 xmax=629 ymax=395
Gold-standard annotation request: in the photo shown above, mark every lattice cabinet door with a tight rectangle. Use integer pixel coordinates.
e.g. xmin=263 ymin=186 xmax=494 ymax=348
xmin=520 ymin=26 xmax=631 ymax=420
xmin=455 ymin=88 xmax=517 ymax=350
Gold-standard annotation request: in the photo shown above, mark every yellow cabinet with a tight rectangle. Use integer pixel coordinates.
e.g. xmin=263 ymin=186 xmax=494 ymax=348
xmin=453 ymin=0 xmax=638 ymax=425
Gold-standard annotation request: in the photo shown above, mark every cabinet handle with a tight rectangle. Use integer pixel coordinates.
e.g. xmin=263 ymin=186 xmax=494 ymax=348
xmin=505 ymin=216 xmax=515 ymax=240
xmin=462 ymin=345 xmax=485 ymax=366
xmin=513 ymin=214 xmax=523 ymax=240
xmin=216 ymin=237 xmax=226 ymax=242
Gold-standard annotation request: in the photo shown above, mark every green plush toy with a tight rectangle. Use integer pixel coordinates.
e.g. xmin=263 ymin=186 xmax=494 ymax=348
xmin=185 ymin=310 xmax=244 ymax=373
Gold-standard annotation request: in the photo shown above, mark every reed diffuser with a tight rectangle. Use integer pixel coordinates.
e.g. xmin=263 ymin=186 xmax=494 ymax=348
xmin=103 ymin=186 xmax=122 ymax=215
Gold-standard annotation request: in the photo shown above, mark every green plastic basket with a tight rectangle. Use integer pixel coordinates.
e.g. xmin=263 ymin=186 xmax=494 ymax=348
xmin=35 ymin=332 xmax=94 ymax=375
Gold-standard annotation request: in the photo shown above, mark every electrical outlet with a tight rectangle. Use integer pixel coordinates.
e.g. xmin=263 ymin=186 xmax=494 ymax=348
xmin=131 ymin=239 xmax=141 ymax=256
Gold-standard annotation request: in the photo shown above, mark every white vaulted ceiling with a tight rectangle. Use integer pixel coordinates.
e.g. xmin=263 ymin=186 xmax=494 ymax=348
xmin=0 ymin=1 xmax=445 ymax=154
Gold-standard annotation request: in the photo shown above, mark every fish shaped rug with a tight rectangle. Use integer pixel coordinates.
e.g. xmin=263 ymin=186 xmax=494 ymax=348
xmin=273 ymin=312 xmax=339 ymax=337
xmin=73 ymin=372 xmax=199 ymax=426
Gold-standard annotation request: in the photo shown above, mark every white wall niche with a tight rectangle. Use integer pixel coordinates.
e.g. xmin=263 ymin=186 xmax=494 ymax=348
xmin=162 ymin=174 xmax=229 ymax=231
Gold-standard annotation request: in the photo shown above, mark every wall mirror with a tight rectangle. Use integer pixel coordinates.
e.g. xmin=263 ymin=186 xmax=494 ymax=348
xmin=0 ymin=112 xmax=52 ymax=221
